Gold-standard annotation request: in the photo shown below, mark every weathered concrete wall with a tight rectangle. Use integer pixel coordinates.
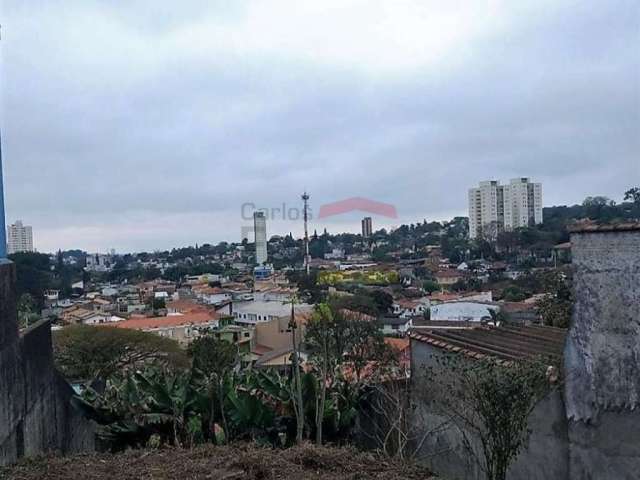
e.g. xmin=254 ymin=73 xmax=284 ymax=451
xmin=564 ymin=226 xmax=640 ymax=479
xmin=410 ymin=341 xmax=570 ymax=480
xmin=408 ymin=224 xmax=640 ymax=479
xmin=0 ymin=261 xmax=95 ymax=466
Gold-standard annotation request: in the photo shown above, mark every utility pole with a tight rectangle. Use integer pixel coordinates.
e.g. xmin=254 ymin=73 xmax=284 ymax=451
xmin=302 ymin=192 xmax=310 ymax=276
xmin=0 ymin=27 xmax=6 ymax=259
xmin=288 ymin=299 xmax=304 ymax=444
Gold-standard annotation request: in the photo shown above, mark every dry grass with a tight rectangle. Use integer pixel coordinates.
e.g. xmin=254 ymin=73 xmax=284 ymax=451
xmin=1 ymin=443 xmax=436 ymax=480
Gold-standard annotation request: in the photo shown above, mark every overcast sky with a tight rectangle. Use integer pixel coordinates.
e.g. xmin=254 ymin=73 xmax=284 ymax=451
xmin=1 ymin=0 xmax=638 ymax=253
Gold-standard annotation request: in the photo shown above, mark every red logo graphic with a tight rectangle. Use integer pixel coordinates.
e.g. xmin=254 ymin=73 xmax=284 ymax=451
xmin=318 ymin=197 xmax=398 ymax=219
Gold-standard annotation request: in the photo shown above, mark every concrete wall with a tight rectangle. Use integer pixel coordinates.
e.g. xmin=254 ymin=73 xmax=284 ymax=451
xmin=564 ymin=226 xmax=640 ymax=479
xmin=410 ymin=340 xmax=570 ymax=480
xmin=409 ymin=225 xmax=640 ymax=479
xmin=0 ymin=261 xmax=95 ymax=465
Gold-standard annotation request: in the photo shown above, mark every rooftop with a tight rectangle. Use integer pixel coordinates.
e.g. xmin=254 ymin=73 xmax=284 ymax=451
xmin=568 ymin=221 xmax=640 ymax=233
xmin=410 ymin=324 xmax=566 ymax=362
xmin=381 ymin=316 xmax=413 ymax=326
xmin=110 ymin=312 xmax=218 ymax=330
xmin=234 ymin=301 xmax=312 ymax=316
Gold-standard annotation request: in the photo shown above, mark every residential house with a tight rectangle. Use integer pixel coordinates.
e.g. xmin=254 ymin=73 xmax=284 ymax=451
xmin=392 ymin=298 xmax=430 ymax=318
xmin=380 ymin=316 xmax=414 ymax=335
xmin=434 ymin=269 xmax=466 ymax=286
xmin=429 ymin=301 xmax=500 ymax=323
xmin=250 ymin=310 xmax=311 ymax=369
xmin=111 ymin=311 xmax=219 ymax=345
xmin=233 ymin=301 xmax=312 ymax=326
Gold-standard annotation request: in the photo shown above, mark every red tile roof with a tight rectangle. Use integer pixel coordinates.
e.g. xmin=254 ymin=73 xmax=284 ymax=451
xmin=111 ymin=312 xmax=218 ymax=330
xmin=166 ymin=299 xmax=210 ymax=314
xmin=251 ymin=344 xmax=274 ymax=355
xmin=385 ymin=337 xmax=410 ymax=352
xmin=568 ymin=221 xmax=640 ymax=233
xmin=410 ymin=325 xmax=566 ymax=362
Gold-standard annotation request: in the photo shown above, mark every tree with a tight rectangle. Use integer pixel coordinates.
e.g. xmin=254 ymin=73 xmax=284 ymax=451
xmin=152 ymin=297 xmax=167 ymax=311
xmin=582 ymin=196 xmax=615 ymax=207
xmin=624 ymin=187 xmax=640 ymax=204
xmin=370 ymin=289 xmax=393 ymax=315
xmin=343 ymin=315 xmax=395 ymax=384
xmin=9 ymin=252 xmax=53 ymax=308
xmin=17 ymin=293 xmax=40 ymax=329
xmin=535 ymin=270 xmax=573 ymax=328
xmin=306 ymin=303 xmax=338 ymax=445
xmin=53 ymin=325 xmax=188 ymax=382
xmin=188 ymin=335 xmax=238 ymax=441
xmin=424 ymin=355 xmax=553 ymax=480
xmin=423 ymin=280 xmax=440 ymax=294
xmin=330 ymin=293 xmax=379 ymax=317
xmin=501 ymin=285 xmax=528 ymax=302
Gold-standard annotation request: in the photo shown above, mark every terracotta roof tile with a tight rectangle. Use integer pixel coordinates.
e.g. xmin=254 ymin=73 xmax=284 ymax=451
xmin=409 ymin=324 xmax=566 ymax=362
xmin=110 ymin=312 xmax=218 ymax=330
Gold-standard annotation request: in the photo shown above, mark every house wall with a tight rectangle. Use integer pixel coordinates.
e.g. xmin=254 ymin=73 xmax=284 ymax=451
xmin=564 ymin=227 xmax=640 ymax=479
xmin=430 ymin=302 xmax=499 ymax=322
xmin=410 ymin=340 xmax=570 ymax=480
xmin=0 ymin=262 xmax=95 ymax=465
xmin=410 ymin=226 xmax=640 ymax=479
xmin=254 ymin=316 xmax=304 ymax=351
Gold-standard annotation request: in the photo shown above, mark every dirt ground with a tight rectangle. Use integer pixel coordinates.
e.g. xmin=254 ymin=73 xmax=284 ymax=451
xmin=1 ymin=443 xmax=436 ymax=480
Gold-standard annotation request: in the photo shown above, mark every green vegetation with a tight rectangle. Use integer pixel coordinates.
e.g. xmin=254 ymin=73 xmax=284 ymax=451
xmin=53 ymin=325 xmax=189 ymax=382
xmin=535 ymin=270 xmax=574 ymax=328
xmin=425 ymin=355 xmax=554 ymax=480
xmin=17 ymin=293 xmax=40 ymax=329
xmin=188 ymin=336 xmax=239 ymax=441
xmin=73 ymin=303 xmax=396 ymax=451
xmin=318 ymin=270 xmax=399 ymax=286
xmin=305 ymin=303 xmax=396 ymax=444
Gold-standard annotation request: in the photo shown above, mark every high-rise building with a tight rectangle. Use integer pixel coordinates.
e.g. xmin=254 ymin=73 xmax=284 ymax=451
xmin=253 ymin=212 xmax=268 ymax=265
xmin=468 ymin=178 xmax=542 ymax=240
xmin=0 ymin=143 xmax=6 ymax=259
xmin=7 ymin=220 xmax=33 ymax=254
xmin=361 ymin=217 xmax=373 ymax=238
xmin=503 ymin=178 xmax=543 ymax=231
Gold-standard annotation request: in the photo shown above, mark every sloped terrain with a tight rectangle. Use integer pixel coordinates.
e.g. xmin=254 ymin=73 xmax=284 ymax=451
xmin=1 ymin=443 xmax=436 ymax=480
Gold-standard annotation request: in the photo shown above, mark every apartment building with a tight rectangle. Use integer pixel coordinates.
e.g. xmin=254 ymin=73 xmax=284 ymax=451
xmin=254 ymin=211 xmax=268 ymax=265
xmin=7 ymin=220 xmax=33 ymax=254
xmin=362 ymin=216 xmax=373 ymax=238
xmin=468 ymin=178 xmax=542 ymax=239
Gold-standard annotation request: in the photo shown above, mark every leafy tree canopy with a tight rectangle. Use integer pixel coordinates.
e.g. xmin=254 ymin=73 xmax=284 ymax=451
xmin=53 ymin=325 xmax=188 ymax=382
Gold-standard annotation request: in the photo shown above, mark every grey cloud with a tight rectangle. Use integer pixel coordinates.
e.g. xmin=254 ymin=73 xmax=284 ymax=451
xmin=0 ymin=0 xmax=638 ymax=252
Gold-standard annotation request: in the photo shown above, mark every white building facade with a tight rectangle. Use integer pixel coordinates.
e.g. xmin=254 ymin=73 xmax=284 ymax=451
xmin=430 ymin=301 xmax=500 ymax=323
xmin=7 ymin=220 xmax=33 ymax=254
xmin=361 ymin=217 xmax=373 ymax=238
xmin=254 ymin=211 xmax=268 ymax=265
xmin=468 ymin=178 xmax=542 ymax=239
xmin=503 ymin=178 xmax=543 ymax=231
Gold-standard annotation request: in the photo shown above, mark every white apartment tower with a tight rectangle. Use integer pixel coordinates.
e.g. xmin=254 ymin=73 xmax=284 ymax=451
xmin=253 ymin=211 xmax=268 ymax=265
xmin=7 ymin=220 xmax=33 ymax=254
xmin=468 ymin=178 xmax=542 ymax=239
xmin=361 ymin=217 xmax=373 ymax=238
xmin=503 ymin=178 xmax=543 ymax=231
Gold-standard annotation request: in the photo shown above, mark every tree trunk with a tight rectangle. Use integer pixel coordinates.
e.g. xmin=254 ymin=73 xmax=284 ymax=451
xmin=316 ymin=336 xmax=328 ymax=445
xmin=290 ymin=304 xmax=304 ymax=444
xmin=209 ymin=384 xmax=216 ymax=441
xmin=218 ymin=378 xmax=229 ymax=444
